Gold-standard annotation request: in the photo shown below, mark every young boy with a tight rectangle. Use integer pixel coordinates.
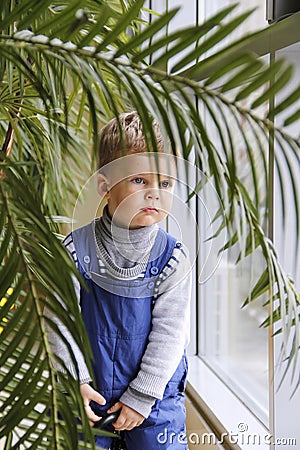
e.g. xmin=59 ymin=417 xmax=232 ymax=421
xmin=47 ymin=112 xmax=191 ymax=449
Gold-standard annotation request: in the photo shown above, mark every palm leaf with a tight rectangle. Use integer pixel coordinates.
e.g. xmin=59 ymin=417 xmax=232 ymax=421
xmin=235 ymin=58 xmax=286 ymax=102
xmin=171 ymin=8 xmax=256 ymax=74
xmin=251 ymin=64 xmax=294 ymax=109
xmin=0 ymin=159 xmax=96 ymax=448
xmin=151 ymin=4 xmax=238 ymax=70
xmin=95 ymin=0 xmax=145 ymax=52
xmin=176 ymin=10 xmax=300 ymax=81
xmin=114 ymin=7 xmax=180 ymax=59
xmin=284 ymin=108 xmax=300 ymax=126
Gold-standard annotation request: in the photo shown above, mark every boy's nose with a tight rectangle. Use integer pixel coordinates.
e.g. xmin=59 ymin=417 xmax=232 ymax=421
xmin=145 ymin=189 xmax=160 ymax=200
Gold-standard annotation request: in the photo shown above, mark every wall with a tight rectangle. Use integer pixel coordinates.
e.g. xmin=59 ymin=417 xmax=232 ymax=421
xmin=273 ymin=40 xmax=300 ymax=450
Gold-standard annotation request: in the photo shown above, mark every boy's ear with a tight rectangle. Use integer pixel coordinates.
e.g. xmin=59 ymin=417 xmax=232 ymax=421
xmin=97 ymin=173 xmax=110 ymax=199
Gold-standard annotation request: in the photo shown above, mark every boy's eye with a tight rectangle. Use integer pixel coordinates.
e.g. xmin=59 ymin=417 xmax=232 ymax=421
xmin=160 ymin=180 xmax=170 ymax=188
xmin=132 ymin=177 xmax=145 ymax=184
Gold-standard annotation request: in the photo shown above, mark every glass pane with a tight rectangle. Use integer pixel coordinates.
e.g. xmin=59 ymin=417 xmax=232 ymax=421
xmin=196 ymin=148 xmax=269 ymax=425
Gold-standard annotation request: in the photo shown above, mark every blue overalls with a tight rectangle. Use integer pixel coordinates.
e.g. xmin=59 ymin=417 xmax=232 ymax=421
xmin=72 ymin=221 xmax=188 ymax=450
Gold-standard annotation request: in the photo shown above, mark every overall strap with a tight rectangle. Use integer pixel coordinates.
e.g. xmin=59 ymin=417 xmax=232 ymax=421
xmin=145 ymin=228 xmax=179 ymax=278
xmin=145 ymin=228 xmax=182 ymax=301
xmin=71 ymin=220 xmax=98 ymax=275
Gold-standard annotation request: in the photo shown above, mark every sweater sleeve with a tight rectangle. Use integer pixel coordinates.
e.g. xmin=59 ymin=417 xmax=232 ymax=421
xmin=120 ymin=243 xmax=192 ymax=416
xmin=44 ymin=234 xmax=92 ymax=384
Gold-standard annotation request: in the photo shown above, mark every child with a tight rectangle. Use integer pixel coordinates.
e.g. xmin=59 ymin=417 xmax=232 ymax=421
xmin=47 ymin=112 xmax=191 ymax=449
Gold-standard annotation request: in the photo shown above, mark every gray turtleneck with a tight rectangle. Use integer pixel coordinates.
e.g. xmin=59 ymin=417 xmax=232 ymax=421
xmin=94 ymin=208 xmax=158 ymax=276
xmin=45 ymin=207 xmax=191 ymax=418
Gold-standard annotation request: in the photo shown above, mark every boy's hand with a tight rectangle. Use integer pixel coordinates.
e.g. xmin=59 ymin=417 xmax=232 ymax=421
xmin=80 ymin=383 xmax=106 ymax=426
xmin=107 ymin=402 xmax=145 ymax=431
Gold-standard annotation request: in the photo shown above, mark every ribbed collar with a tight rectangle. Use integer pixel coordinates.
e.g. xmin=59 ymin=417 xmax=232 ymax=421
xmin=94 ymin=205 xmax=158 ymax=278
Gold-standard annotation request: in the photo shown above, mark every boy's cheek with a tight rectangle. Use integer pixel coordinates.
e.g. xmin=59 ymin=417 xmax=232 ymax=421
xmin=161 ymin=194 xmax=173 ymax=211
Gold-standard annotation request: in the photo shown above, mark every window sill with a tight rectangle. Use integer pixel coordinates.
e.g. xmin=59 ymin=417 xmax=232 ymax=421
xmin=187 ymin=356 xmax=269 ymax=450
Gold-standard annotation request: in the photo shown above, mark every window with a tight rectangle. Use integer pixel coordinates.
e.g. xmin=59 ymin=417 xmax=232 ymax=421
xmin=163 ymin=0 xmax=271 ymax=436
xmin=146 ymin=0 xmax=300 ymax=446
xmin=197 ymin=187 xmax=269 ymax=425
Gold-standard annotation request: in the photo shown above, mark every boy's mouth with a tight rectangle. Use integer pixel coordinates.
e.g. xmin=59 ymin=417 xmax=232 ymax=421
xmin=141 ymin=207 xmax=159 ymax=214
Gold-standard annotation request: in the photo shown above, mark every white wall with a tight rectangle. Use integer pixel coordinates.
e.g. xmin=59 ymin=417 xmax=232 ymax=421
xmin=274 ymin=41 xmax=300 ymax=450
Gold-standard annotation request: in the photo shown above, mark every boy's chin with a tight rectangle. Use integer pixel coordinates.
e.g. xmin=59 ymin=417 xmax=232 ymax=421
xmin=128 ymin=215 xmax=163 ymax=229
xmin=128 ymin=219 xmax=157 ymax=229
xmin=111 ymin=211 xmax=167 ymax=229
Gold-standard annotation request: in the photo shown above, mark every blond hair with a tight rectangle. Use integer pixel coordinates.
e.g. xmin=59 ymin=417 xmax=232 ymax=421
xmin=98 ymin=111 xmax=166 ymax=169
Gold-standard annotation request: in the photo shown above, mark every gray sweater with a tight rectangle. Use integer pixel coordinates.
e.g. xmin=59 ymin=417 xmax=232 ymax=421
xmin=46 ymin=207 xmax=191 ymax=418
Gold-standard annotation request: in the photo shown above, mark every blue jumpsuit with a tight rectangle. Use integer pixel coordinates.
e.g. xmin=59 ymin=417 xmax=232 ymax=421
xmin=72 ymin=222 xmax=188 ymax=450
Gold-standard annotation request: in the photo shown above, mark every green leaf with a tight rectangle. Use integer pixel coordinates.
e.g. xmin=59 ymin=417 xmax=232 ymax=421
xmin=171 ymin=8 xmax=255 ymax=73
xmin=152 ymin=4 xmax=238 ymax=70
xmin=251 ymin=64 xmax=294 ymax=109
xmin=271 ymin=84 xmax=300 ymax=117
xmin=34 ymin=0 xmax=88 ymax=36
xmin=176 ymin=10 xmax=300 ymax=81
xmin=77 ymin=5 xmax=111 ymax=48
xmin=95 ymin=0 xmax=145 ymax=52
xmin=114 ymin=7 xmax=180 ymax=58
xmin=220 ymin=60 xmax=264 ymax=92
xmin=284 ymin=108 xmax=300 ymax=126
xmin=204 ymin=52 xmax=256 ymax=86
xmin=0 ymin=0 xmax=52 ymax=30
xmin=243 ymin=269 xmax=270 ymax=307
xmin=235 ymin=58 xmax=285 ymax=101
xmin=0 ymin=159 xmax=95 ymax=447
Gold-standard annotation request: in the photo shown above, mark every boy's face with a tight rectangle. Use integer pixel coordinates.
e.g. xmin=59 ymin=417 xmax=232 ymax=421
xmin=98 ymin=153 xmax=176 ymax=229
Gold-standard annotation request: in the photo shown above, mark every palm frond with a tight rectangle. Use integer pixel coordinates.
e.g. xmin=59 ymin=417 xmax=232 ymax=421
xmin=0 ymin=158 xmax=95 ymax=448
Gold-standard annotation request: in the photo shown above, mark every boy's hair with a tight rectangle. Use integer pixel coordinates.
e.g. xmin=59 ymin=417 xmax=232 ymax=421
xmin=98 ymin=111 xmax=166 ymax=169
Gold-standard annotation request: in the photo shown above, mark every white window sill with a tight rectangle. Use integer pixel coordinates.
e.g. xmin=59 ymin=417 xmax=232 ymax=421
xmin=187 ymin=355 xmax=270 ymax=450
